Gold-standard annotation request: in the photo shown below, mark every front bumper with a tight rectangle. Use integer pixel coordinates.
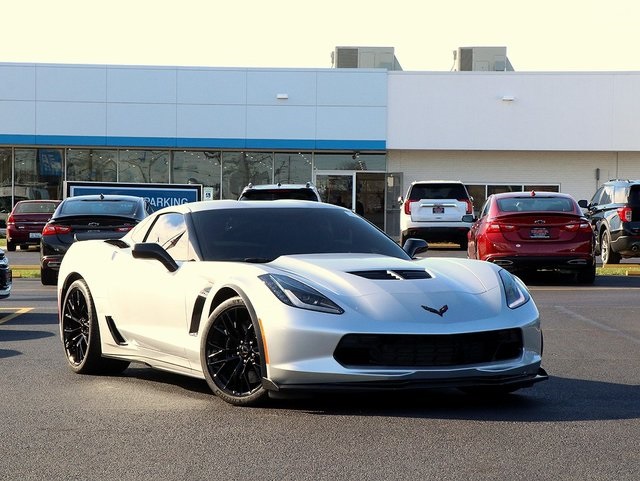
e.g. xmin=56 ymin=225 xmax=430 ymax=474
xmin=0 ymin=265 xmax=12 ymax=298
xmin=263 ymin=367 xmax=548 ymax=394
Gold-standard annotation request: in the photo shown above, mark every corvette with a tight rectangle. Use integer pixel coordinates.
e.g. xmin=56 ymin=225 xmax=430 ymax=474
xmin=57 ymin=200 xmax=547 ymax=406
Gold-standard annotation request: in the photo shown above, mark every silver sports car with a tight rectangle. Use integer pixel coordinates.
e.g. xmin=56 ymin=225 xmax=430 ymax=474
xmin=57 ymin=200 xmax=547 ymax=406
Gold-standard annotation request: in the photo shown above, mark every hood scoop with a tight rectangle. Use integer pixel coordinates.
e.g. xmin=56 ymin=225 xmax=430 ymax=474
xmin=348 ymin=269 xmax=431 ymax=280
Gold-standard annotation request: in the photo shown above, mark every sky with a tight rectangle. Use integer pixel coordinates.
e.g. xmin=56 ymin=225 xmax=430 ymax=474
xmin=2 ymin=0 xmax=639 ymax=72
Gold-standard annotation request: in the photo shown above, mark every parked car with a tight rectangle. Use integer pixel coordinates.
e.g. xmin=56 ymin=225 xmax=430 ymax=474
xmin=399 ymin=180 xmax=474 ymax=249
xmin=5 ymin=200 xmax=61 ymax=251
xmin=468 ymin=191 xmax=595 ymax=283
xmin=56 ymin=199 xmax=547 ymax=406
xmin=40 ymin=194 xmax=152 ymax=285
xmin=579 ymin=179 xmax=640 ymax=264
xmin=0 ymin=248 xmax=12 ymax=299
xmin=238 ymin=182 xmax=322 ymax=201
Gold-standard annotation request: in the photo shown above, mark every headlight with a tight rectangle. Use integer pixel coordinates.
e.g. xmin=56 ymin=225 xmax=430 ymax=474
xmin=259 ymin=274 xmax=344 ymax=315
xmin=499 ymin=269 xmax=530 ymax=309
xmin=0 ymin=257 xmax=8 ymax=266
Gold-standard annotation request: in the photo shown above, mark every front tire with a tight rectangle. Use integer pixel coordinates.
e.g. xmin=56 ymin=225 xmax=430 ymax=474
xmin=61 ymin=279 xmax=129 ymax=374
xmin=601 ymin=230 xmax=621 ymax=265
xmin=201 ymin=296 xmax=267 ymax=406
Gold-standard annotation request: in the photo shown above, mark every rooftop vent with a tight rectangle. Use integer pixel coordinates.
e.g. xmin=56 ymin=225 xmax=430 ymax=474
xmin=332 ymin=46 xmax=403 ymax=71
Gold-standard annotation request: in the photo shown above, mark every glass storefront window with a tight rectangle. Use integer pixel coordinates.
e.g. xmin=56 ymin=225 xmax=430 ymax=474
xmin=173 ymin=151 xmax=222 ymax=199
xmin=67 ymin=149 xmax=117 ymax=182
xmin=118 ymin=150 xmax=169 ymax=183
xmin=274 ymin=152 xmax=312 ymax=184
xmin=314 ymin=153 xmax=386 ymax=171
xmin=221 ymin=152 xmax=273 ymax=199
xmin=14 ymin=148 xmax=63 ymax=201
xmin=0 ymin=149 xmax=12 ymax=219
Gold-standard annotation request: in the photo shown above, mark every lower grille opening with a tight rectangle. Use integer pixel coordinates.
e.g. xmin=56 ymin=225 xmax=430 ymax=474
xmin=333 ymin=329 xmax=523 ymax=368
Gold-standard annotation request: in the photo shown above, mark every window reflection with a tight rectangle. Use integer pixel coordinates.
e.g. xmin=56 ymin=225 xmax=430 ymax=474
xmin=118 ymin=150 xmax=169 ymax=183
xmin=14 ymin=148 xmax=63 ymax=201
xmin=173 ymin=151 xmax=221 ymax=199
xmin=274 ymin=152 xmax=312 ymax=184
xmin=221 ymin=152 xmax=273 ymax=199
xmin=67 ymin=149 xmax=117 ymax=182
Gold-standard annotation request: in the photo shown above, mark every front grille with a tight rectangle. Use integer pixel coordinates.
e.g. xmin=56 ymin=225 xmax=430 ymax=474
xmin=333 ymin=329 xmax=523 ymax=368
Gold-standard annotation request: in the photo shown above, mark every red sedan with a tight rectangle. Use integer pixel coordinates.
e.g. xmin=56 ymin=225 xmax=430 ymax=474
xmin=467 ymin=191 xmax=596 ymax=283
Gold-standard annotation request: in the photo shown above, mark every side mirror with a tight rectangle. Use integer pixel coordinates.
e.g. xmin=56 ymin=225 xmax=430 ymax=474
xmin=462 ymin=214 xmax=476 ymax=223
xmin=578 ymin=199 xmax=589 ymax=208
xmin=397 ymin=196 xmax=404 ymax=204
xmin=132 ymin=243 xmax=179 ymax=272
xmin=402 ymin=238 xmax=429 ymax=258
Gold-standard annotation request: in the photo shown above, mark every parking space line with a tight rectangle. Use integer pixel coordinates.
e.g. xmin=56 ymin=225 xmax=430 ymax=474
xmin=554 ymin=305 xmax=640 ymax=345
xmin=0 ymin=308 xmax=34 ymax=325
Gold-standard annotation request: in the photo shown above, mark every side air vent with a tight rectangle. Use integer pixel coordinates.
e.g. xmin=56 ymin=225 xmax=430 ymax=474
xmin=348 ymin=270 xmax=431 ymax=280
xmin=105 ymin=316 xmax=127 ymax=345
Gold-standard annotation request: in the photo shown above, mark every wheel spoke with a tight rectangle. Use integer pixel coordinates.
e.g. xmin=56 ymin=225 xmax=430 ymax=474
xmin=206 ymin=304 xmax=263 ymax=398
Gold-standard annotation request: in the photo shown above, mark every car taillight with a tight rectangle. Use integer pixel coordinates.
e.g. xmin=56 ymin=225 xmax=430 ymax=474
xmin=487 ymin=222 xmax=516 ymax=233
xmin=42 ymin=224 xmax=72 ymax=236
xmin=617 ymin=206 xmax=633 ymax=223
xmin=564 ymin=222 xmax=592 ymax=232
xmin=7 ymin=214 xmax=14 ymax=225
xmin=459 ymin=198 xmax=473 ymax=214
xmin=115 ymin=225 xmax=134 ymax=232
xmin=404 ymin=201 xmax=412 ymax=215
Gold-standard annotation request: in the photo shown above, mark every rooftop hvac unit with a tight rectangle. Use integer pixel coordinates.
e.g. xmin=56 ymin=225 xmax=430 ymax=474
xmin=333 ymin=46 xmax=402 ymax=70
xmin=455 ymin=46 xmax=514 ymax=71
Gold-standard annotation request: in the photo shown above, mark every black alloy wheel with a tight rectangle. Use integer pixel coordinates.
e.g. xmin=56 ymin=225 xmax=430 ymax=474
xmin=201 ymin=296 xmax=267 ymax=406
xmin=62 ymin=279 xmax=129 ymax=374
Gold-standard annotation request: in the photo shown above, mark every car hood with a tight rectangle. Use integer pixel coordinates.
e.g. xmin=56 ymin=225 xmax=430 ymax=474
xmin=264 ymin=254 xmax=505 ymax=324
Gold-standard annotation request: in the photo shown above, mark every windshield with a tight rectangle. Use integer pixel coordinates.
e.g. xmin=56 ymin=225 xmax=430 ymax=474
xmin=59 ymin=199 xmax=140 ymax=217
xmin=191 ymin=207 xmax=410 ymax=262
xmin=497 ymin=196 xmax=576 ymax=213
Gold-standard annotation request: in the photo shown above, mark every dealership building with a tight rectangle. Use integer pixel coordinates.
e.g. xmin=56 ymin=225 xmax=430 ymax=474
xmin=1 ymin=46 xmax=639 ymax=236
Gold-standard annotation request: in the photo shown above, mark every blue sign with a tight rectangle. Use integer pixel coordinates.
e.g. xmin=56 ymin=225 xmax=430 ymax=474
xmin=65 ymin=182 xmax=202 ymax=212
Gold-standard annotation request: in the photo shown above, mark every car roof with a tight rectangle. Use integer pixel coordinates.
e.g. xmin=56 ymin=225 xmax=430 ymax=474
xmin=62 ymin=194 xmax=144 ymax=202
xmin=241 ymin=182 xmax=316 ymax=191
xmin=490 ymin=191 xmax=574 ymax=200
xmin=13 ymin=199 xmax=60 ymax=206
xmin=166 ymin=199 xmax=342 ymax=215
xmin=410 ymin=180 xmax=464 ymax=185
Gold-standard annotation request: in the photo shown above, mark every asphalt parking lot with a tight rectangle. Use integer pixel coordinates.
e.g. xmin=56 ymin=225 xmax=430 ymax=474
xmin=1 ymin=249 xmax=639 ymax=480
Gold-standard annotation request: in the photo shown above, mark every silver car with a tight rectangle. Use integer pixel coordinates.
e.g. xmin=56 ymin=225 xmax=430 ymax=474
xmin=57 ymin=200 xmax=546 ymax=406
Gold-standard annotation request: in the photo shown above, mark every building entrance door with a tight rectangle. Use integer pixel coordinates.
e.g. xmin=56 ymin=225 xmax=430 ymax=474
xmin=315 ymin=171 xmax=386 ymax=231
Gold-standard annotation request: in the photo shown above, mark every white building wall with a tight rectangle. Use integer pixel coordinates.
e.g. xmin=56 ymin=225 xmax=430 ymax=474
xmin=389 ymin=150 xmax=640 ymax=203
xmin=388 ymin=71 xmax=640 ymax=151
xmin=0 ymin=63 xmax=387 ymax=150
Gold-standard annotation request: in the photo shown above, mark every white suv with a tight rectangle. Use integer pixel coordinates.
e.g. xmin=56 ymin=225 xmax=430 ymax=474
xmin=399 ymin=181 xmax=474 ymax=249
xmin=238 ymin=182 xmax=321 ymax=202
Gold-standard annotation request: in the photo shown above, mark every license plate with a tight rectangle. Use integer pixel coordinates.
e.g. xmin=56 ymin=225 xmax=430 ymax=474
xmin=433 ymin=206 xmax=445 ymax=214
xmin=530 ymin=227 xmax=549 ymax=239
xmin=29 ymin=232 xmax=42 ymax=239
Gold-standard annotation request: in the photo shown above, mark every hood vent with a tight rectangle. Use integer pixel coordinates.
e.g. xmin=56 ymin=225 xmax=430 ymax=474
xmin=348 ymin=269 xmax=431 ymax=280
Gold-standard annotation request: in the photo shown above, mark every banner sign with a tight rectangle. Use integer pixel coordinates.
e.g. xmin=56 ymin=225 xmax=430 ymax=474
xmin=65 ymin=181 xmax=202 ymax=212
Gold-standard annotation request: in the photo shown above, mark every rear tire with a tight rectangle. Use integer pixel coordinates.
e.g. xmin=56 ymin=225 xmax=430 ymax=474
xmin=40 ymin=266 xmax=58 ymax=286
xmin=601 ymin=230 xmax=621 ymax=265
xmin=576 ymin=264 xmax=596 ymax=284
xmin=6 ymin=241 xmax=15 ymax=252
xmin=61 ymin=279 xmax=130 ymax=375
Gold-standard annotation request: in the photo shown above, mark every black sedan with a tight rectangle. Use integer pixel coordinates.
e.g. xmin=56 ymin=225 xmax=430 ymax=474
xmin=40 ymin=194 xmax=152 ymax=285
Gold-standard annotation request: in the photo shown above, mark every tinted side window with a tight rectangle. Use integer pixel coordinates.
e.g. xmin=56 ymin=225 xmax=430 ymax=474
xmin=590 ymin=187 xmax=604 ymax=205
xmin=144 ymin=212 xmax=190 ymax=261
xmin=600 ymin=186 xmax=613 ymax=205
